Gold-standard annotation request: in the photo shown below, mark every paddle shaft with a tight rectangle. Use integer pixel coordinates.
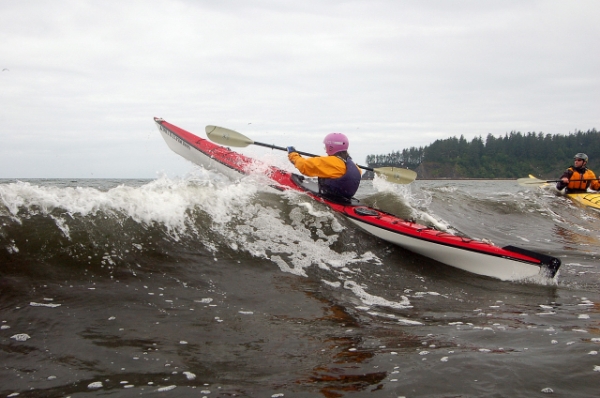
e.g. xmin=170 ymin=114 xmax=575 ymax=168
xmin=252 ymin=141 xmax=378 ymax=172
xmin=204 ymin=125 xmax=416 ymax=183
xmin=518 ymin=176 xmax=600 ymax=186
xmin=542 ymin=179 xmax=599 ymax=183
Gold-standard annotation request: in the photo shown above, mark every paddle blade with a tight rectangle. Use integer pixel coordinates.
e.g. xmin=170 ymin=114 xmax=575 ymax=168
xmin=205 ymin=125 xmax=254 ymax=147
xmin=517 ymin=176 xmax=549 ymax=186
xmin=373 ymin=167 xmax=417 ymax=184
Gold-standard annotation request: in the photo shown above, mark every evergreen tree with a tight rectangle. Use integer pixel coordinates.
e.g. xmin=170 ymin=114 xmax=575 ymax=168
xmin=366 ymin=129 xmax=600 ymax=178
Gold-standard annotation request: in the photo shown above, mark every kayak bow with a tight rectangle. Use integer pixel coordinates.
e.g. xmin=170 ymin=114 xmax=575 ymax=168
xmin=155 ymin=117 xmax=561 ymax=281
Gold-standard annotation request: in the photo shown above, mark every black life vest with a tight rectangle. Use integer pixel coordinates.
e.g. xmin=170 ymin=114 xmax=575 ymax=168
xmin=318 ymin=157 xmax=361 ymax=199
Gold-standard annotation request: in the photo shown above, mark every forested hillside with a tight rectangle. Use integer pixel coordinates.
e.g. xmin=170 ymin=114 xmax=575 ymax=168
xmin=365 ymin=129 xmax=600 ymax=179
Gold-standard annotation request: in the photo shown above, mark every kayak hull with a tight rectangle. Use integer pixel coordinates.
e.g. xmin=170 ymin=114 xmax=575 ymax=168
xmin=157 ymin=120 xmax=247 ymax=181
xmin=347 ymin=218 xmax=542 ymax=280
xmin=154 ymin=117 xmax=560 ymax=281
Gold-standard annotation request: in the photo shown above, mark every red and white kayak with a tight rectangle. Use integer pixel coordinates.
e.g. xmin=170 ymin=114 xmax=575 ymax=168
xmin=154 ymin=117 xmax=561 ymax=281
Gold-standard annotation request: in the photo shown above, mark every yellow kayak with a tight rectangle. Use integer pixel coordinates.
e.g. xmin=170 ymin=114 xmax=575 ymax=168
xmin=566 ymin=192 xmax=600 ymax=210
xmin=517 ymin=175 xmax=600 ymax=210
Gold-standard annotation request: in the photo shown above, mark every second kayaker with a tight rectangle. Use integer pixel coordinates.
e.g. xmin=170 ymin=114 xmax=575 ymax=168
xmin=556 ymin=153 xmax=600 ymax=193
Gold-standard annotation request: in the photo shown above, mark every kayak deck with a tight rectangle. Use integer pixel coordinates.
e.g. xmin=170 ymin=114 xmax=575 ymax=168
xmin=567 ymin=192 xmax=600 ymax=211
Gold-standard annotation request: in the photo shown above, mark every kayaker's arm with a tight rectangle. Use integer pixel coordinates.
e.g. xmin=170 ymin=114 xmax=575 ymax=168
xmin=589 ymin=176 xmax=600 ymax=191
xmin=288 ymin=152 xmax=346 ymax=178
xmin=556 ymin=169 xmax=572 ymax=191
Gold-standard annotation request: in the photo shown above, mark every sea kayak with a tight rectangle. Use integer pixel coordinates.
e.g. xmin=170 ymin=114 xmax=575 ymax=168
xmin=154 ymin=117 xmax=561 ymax=281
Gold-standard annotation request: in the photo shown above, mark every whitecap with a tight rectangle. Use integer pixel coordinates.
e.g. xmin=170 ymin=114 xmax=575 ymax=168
xmin=10 ymin=334 xmax=30 ymax=341
xmin=343 ymin=280 xmax=411 ymax=309
xmin=322 ymin=279 xmax=341 ymax=288
xmin=30 ymin=302 xmax=61 ymax=308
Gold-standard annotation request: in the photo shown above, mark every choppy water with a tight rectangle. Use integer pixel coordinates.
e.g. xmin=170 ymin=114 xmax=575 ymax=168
xmin=1 ymin=173 xmax=599 ymax=397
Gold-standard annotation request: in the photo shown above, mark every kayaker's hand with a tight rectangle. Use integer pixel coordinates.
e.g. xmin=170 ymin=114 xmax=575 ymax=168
xmin=561 ymin=177 xmax=569 ymax=184
xmin=287 ymin=146 xmax=297 ymax=154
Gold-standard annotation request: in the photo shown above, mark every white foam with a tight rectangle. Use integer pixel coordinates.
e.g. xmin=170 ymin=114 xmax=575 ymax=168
xmin=0 ymin=175 xmax=259 ymax=240
xmin=183 ymin=371 xmax=196 ymax=380
xmin=211 ymin=190 xmax=384 ymax=283
xmin=1 ymin=175 xmax=405 ymax=312
xmin=10 ymin=334 xmax=30 ymax=341
xmin=322 ymin=279 xmax=342 ymax=288
xmin=343 ymin=280 xmax=411 ymax=309
xmin=372 ymin=173 xmax=412 ymax=197
xmin=30 ymin=302 xmax=61 ymax=308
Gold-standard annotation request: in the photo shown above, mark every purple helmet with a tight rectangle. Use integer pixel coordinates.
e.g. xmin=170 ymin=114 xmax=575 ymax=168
xmin=323 ymin=133 xmax=349 ymax=155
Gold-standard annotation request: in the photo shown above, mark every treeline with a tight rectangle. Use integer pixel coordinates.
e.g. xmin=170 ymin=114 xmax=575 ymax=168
xmin=366 ymin=129 xmax=600 ymax=179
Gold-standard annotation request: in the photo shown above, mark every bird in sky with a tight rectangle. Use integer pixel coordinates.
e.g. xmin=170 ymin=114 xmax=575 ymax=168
xmin=2 ymin=68 xmax=8 ymax=72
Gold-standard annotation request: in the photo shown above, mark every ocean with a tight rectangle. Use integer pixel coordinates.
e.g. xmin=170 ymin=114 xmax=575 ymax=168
xmin=1 ymin=175 xmax=599 ymax=397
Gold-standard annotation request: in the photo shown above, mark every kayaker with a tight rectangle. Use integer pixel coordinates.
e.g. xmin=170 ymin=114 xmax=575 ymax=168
xmin=556 ymin=153 xmax=600 ymax=193
xmin=287 ymin=133 xmax=362 ymax=199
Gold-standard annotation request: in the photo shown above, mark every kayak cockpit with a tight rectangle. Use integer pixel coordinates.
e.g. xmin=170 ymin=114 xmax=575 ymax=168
xmin=290 ymin=174 xmax=360 ymax=205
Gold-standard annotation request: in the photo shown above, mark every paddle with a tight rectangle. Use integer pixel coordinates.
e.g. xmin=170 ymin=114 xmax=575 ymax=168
xmin=205 ymin=125 xmax=417 ymax=185
xmin=517 ymin=174 xmax=600 ymax=187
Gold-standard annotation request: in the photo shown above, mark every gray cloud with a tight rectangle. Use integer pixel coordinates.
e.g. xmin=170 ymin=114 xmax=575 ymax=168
xmin=1 ymin=0 xmax=598 ymax=177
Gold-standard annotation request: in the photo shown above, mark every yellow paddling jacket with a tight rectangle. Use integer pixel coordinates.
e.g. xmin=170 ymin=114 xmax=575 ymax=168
xmin=288 ymin=152 xmax=362 ymax=198
xmin=288 ymin=153 xmax=361 ymax=178
xmin=556 ymin=166 xmax=600 ymax=193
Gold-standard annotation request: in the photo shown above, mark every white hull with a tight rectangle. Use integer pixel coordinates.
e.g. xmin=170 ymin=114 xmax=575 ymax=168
xmin=347 ymin=218 xmax=542 ymax=281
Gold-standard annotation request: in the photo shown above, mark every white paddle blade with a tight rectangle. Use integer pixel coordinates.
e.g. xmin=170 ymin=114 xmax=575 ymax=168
xmin=374 ymin=167 xmax=417 ymax=184
xmin=205 ymin=125 xmax=254 ymax=147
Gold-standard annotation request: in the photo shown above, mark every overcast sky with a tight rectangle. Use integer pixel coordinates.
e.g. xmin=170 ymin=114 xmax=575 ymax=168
xmin=1 ymin=0 xmax=598 ymax=178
